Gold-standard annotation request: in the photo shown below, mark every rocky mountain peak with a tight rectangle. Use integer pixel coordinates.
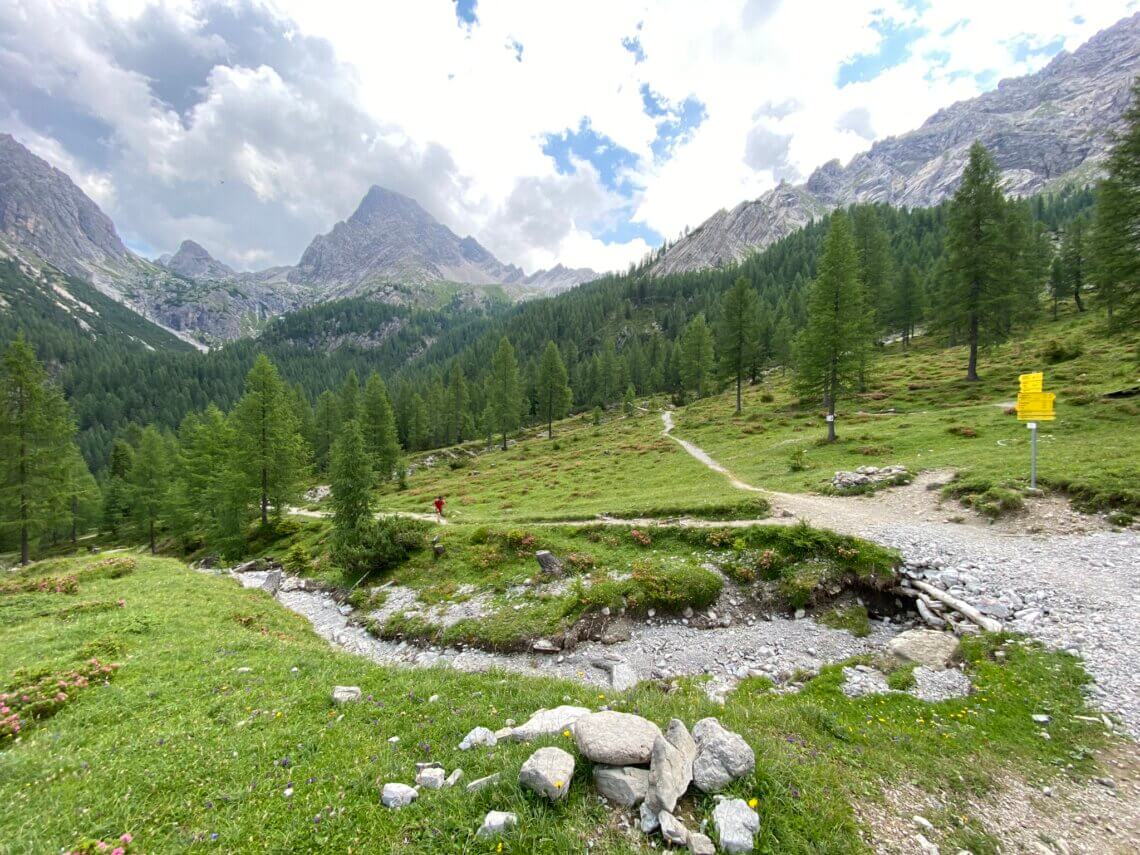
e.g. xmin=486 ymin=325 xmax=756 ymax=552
xmin=348 ymin=185 xmax=434 ymax=226
xmin=0 ymin=133 xmax=130 ymax=279
xmin=160 ymin=239 xmax=235 ymax=281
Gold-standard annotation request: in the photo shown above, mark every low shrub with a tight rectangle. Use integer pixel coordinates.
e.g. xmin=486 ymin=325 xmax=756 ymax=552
xmin=1041 ymin=337 xmax=1084 ymax=364
xmin=1 ymin=659 xmax=119 ymax=743
xmin=947 ymin=425 xmax=978 ymax=438
xmin=0 ymin=574 xmax=79 ymax=596
xmin=788 ymin=447 xmax=808 ymax=472
xmin=816 ymin=604 xmax=871 ymax=637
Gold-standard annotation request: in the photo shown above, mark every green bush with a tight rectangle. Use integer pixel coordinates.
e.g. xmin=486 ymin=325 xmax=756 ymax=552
xmin=1041 ymin=337 xmax=1084 ymax=364
xmin=788 ymin=447 xmax=808 ymax=472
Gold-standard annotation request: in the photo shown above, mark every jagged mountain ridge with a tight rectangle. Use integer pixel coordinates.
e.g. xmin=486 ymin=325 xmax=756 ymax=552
xmin=650 ymin=12 xmax=1140 ymax=277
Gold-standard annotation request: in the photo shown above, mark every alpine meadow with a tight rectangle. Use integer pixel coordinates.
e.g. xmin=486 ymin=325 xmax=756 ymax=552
xmin=2 ymin=4 xmax=1140 ymax=854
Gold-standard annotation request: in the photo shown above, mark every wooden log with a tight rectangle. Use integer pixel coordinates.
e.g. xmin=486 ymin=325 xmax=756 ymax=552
xmin=915 ymin=595 xmax=946 ymax=628
xmin=911 ymin=579 xmax=1002 ymax=632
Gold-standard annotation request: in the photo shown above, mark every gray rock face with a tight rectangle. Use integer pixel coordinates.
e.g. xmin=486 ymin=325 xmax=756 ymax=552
xmin=647 ymin=719 xmax=696 ymax=813
xmin=415 ymin=766 xmax=446 ymax=789
xmin=518 ymin=746 xmax=575 ymax=802
xmin=688 ymin=832 xmax=716 ymax=855
xmin=476 ymin=810 xmax=517 ymax=839
xmin=505 ymin=705 xmax=591 ymax=742
xmin=380 ymin=782 xmax=418 ymax=808
xmin=639 ymin=802 xmax=660 ymax=834
xmin=160 ymin=240 xmax=235 ymax=281
xmin=465 ymin=773 xmax=501 ymax=793
xmin=692 ymin=718 xmax=756 ymax=793
xmin=650 ymin=13 xmax=1140 ymax=277
xmin=593 ymin=765 xmax=650 ymax=807
xmin=261 ymin=569 xmax=283 ymax=596
xmin=574 ymin=711 xmax=661 ymax=765
xmin=712 ymin=798 xmax=760 ymax=853
xmin=888 ymin=629 xmax=960 ymax=669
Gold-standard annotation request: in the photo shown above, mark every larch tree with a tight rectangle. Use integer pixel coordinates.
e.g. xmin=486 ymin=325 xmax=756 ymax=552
xmin=1089 ymin=78 xmax=1140 ymax=328
xmin=939 ymin=141 xmax=1011 ymax=381
xmin=329 ymin=418 xmax=374 ymax=571
xmin=231 ymin=355 xmax=306 ymax=526
xmin=717 ymin=277 xmax=761 ymax=414
xmin=313 ymin=391 xmax=340 ymax=474
xmin=535 ymin=340 xmax=572 ymax=438
xmin=446 ymin=360 xmax=468 ymax=445
xmin=891 ymin=264 xmax=925 ymax=347
xmin=129 ymin=425 xmax=170 ymax=553
xmin=1060 ymin=218 xmax=1087 ymax=312
xmin=0 ymin=336 xmax=75 ymax=564
xmin=488 ymin=337 xmax=522 ymax=450
xmin=680 ymin=313 xmax=715 ymax=399
xmin=793 ymin=209 xmax=869 ymax=443
xmin=362 ymin=372 xmax=401 ymax=481
xmin=338 ymin=369 xmax=361 ymax=424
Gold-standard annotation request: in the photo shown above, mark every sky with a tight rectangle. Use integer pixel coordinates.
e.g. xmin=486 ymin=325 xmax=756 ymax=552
xmin=1 ymin=0 xmax=1137 ymax=274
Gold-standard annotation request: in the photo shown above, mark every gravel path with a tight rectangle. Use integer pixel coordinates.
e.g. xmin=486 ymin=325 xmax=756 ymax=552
xmin=663 ymin=411 xmax=1140 ymax=737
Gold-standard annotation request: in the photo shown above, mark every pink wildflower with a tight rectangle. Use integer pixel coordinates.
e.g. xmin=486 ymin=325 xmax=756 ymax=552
xmin=112 ymin=848 xmax=125 ymax=855
xmin=120 ymin=834 xmax=132 ymax=844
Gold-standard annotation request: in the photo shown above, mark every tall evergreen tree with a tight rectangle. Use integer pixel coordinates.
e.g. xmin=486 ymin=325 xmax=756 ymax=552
xmin=488 ymin=337 xmax=522 ymax=450
xmin=362 ymin=372 xmax=401 ymax=481
xmin=717 ymin=277 xmax=760 ymax=414
xmin=446 ymin=360 xmax=468 ymax=445
xmin=129 ymin=425 xmax=169 ymax=553
xmin=1089 ymin=78 xmax=1140 ymax=328
xmin=852 ymin=205 xmax=894 ymax=329
xmin=329 ymin=419 xmax=373 ymax=571
xmin=313 ymin=391 xmax=340 ymax=474
xmin=535 ymin=340 xmax=572 ymax=439
xmin=0 ymin=337 xmax=74 ymax=563
xmin=102 ymin=438 xmax=135 ymax=537
xmin=794 ymin=209 xmax=869 ymax=442
xmin=1060 ymin=218 xmax=1087 ymax=312
xmin=231 ymin=355 xmax=306 ymax=526
xmin=891 ymin=264 xmax=925 ymax=346
xmin=60 ymin=444 xmax=99 ymax=545
xmin=338 ymin=370 xmax=361 ymax=424
xmin=680 ymin=313 xmax=715 ymax=399
xmin=939 ymin=141 xmax=1012 ymax=381
xmin=1049 ymin=255 xmax=1066 ymax=320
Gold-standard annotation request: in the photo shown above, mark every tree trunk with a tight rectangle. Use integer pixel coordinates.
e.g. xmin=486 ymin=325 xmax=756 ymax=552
xmin=501 ymin=430 xmax=508 ymax=451
xmin=20 ymin=523 xmax=29 ymax=566
xmin=261 ymin=465 xmax=269 ymax=526
xmin=1073 ymin=288 xmax=1084 ymax=312
xmin=1052 ymin=297 xmax=1057 ymax=320
xmin=735 ymin=371 xmax=742 ymax=415
xmin=966 ymin=312 xmax=980 ymax=381
xmin=71 ymin=497 xmax=78 ymax=545
xmin=149 ymin=519 xmax=156 ymax=554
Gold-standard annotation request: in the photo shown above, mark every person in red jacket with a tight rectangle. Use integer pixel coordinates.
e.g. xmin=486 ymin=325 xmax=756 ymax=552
xmin=433 ymin=495 xmax=445 ymax=520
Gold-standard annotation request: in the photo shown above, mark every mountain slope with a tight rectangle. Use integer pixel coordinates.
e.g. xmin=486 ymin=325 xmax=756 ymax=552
xmin=158 ymin=240 xmax=236 ymax=280
xmin=651 ymin=12 xmax=1140 ymax=277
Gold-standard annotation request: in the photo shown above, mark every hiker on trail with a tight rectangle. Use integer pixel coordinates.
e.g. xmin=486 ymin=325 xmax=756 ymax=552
xmin=433 ymin=495 xmax=445 ymax=520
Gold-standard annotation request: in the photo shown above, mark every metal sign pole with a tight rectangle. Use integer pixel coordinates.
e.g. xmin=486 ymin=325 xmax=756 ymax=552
xmin=1028 ymin=421 xmax=1037 ymax=489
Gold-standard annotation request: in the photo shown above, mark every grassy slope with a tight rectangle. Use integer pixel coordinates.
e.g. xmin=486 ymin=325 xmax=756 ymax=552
xmin=678 ymin=310 xmax=1139 ymax=513
xmin=0 ymin=555 xmax=1115 ymax=853
xmin=377 ymin=411 xmax=756 ymax=523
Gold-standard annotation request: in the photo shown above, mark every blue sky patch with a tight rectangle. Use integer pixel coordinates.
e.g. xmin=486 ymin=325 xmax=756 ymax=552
xmin=622 ymin=35 xmax=646 ymax=63
xmin=454 ymin=0 xmax=478 ymax=27
xmin=1011 ymin=35 xmax=1065 ymax=63
xmin=640 ymin=84 xmax=707 ymax=159
xmin=542 ymin=119 xmax=639 ymax=193
xmin=837 ymin=20 xmax=926 ymax=86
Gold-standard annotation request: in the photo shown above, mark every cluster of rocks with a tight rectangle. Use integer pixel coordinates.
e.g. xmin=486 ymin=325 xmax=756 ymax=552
xmin=303 ymin=485 xmax=330 ymax=503
xmin=840 ymin=629 xmax=972 ymax=702
xmin=831 ymin=465 xmax=910 ymax=493
xmin=371 ymin=702 xmax=761 ymax=851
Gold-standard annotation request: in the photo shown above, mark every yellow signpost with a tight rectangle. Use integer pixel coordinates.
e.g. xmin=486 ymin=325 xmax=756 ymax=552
xmin=1016 ymin=372 xmax=1056 ymax=488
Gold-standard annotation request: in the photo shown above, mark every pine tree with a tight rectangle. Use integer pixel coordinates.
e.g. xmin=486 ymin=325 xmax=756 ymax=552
xmin=852 ymin=205 xmax=893 ymax=329
xmin=339 ymin=370 xmax=361 ymax=424
xmin=939 ymin=142 xmax=1012 ymax=381
xmin=794 ymin=209 xmax=869 ymax=442
xmin=770 ymin=318 xmax=793 ymax=372
xmin=231 ymin=355 xmax=306 ymax=526
xmin=446 ymin=360 xmax=468 ymax=444
xmin=717 ymin=277 xmax=760 ymax=414
xmin=1089 ymin=78 xmax=1140 ymax=328
xmin=1060 ymin=219 xmax=1087 ymax=312
xmin=0 ymin=337 xmax=75 ymax=563
xmin=60 ymin=444 xmax=99 ymax=545
xmin=362 ymin=372 xmax=400 ymax=481
xmin=329 ymin=418 xmax=374 ymax=571
xmin=1049 ymin=256 xmax=1066 ymax=320
xmin=102 ymin=438 xmax=134 ymax=537
xmin=129 ymin=425 xmax=169 ymax=553
xmin=680 ymin=313 xmax=715 ymax=399
xmin=488 ymin=337 xmax=522 ymax=450
xmin=535 ymin=341 xmax=571 ymax=439
xmin=891 ymin=265 xmax=925 ymax=347
xmin=313 ymin=391 xmax=339 ymax=474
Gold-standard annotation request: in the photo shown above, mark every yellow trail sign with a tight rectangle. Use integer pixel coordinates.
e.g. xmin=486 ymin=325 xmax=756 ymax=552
xmin=1017 ymin=372 xmax=1055 ymax=421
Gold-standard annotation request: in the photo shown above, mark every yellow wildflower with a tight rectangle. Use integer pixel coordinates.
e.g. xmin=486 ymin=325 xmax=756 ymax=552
xmin=747 ymin=798 xmax=758 ymax=809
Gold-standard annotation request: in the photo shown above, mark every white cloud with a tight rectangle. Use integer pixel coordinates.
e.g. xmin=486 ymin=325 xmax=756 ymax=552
xmin=2 ymin=0 xmax=1138 ymax=273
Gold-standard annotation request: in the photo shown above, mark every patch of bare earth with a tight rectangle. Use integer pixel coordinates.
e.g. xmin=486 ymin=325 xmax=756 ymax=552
xmin=855 ymin=742 xmax=1140 ymax=854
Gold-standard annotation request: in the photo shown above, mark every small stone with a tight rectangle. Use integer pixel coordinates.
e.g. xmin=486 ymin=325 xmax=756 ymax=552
xmin=236 ymin=667 xmax=252 ymax=673
xmin=532 ymin=638 xmax=560 ymax=654
xmin=331 ymin=686 xmax=361 ymax=704
xmin=647 ymin=719 xmax=696 ymax=813
xmin=445 ymin=768 xmax=463 ymax=788
xmin=712 ymin=798 xmax=760 ymax=853
xmin=593 ymin=765 xmax=650 ymax=807
xmin=888 ymin=629 xmax=959 ymax=669
xmin=692 ymin=718 xmax=755 ymax=793
xmin=387 ymin=736 xmax=400 ymax=744
xmin=428 ymin=694 xmax=440 ymax=703
xmin=1032 ymin=714 xmax=1052 ymax=724
xmin=507 ymin=706 xmax=591 ymax=742
xmin=688 ymin=832 xmax=716 ymax=855
xmin=477 ymin=810 xmax=518 ymax=839
xmin=519 ymin=747 xmax=575 ymax=802
xmin=913 ymin=815 xmax=934 ymax=831
xmin=380 ymin=783 xmax=417 ymax=808
xmin=794 ymin=608 xmax=805 ymax=619
xmin=465 ymin=773 xmax=501 ymax=793
xmin=574 ymin=711 xmax=661 ymax=765
xmin=416 ymin=767 xmax=446 ymax=789
xmin=658 ymin=811 xmax=688 ymax=846
xmin=459 ymin=726 xmax=498 ymax=750
xmin=640 ymin=802 xmax=660 ymax=834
